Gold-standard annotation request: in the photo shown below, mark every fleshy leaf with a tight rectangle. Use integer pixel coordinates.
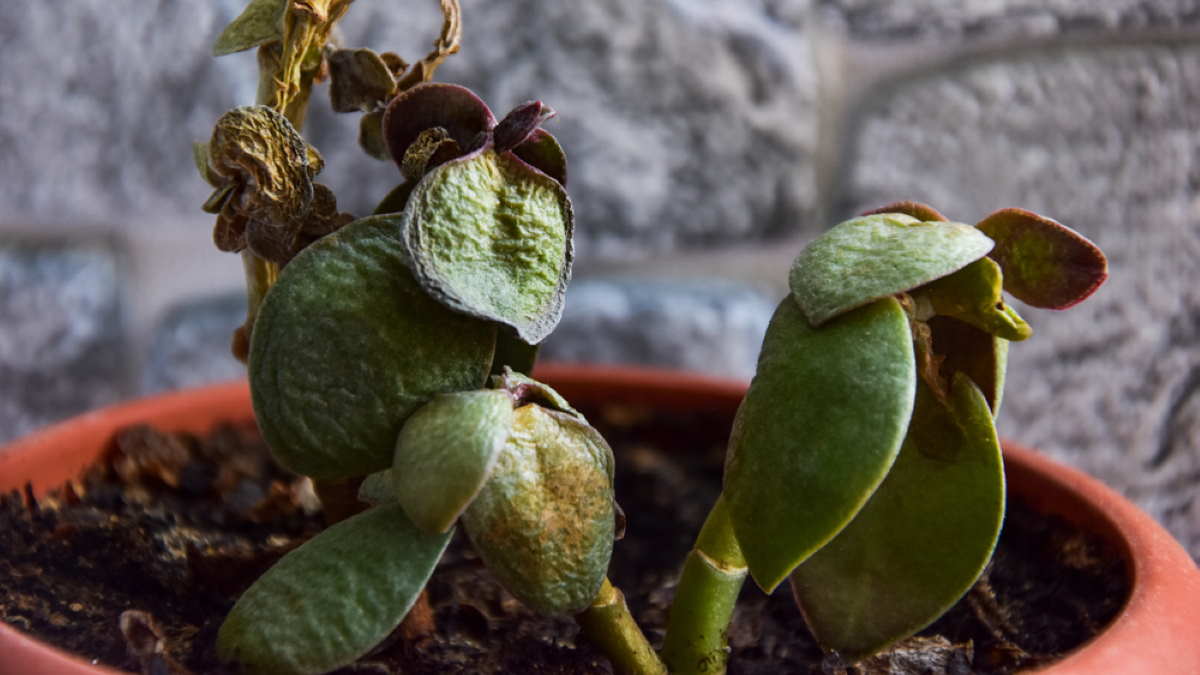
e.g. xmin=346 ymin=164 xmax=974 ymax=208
xmin=724 ymin=297 xmax=916 ymax=592
xmin=861 ymin=200 xmax=947 ymax=222
xmin=512 ymin=129 xmax=568 ymax=186
xmin=494 ymin=101 xmax=556 ymax=153
xmin=918 ymin=257 xmax=1031 ymax=341
xmin=789 ymin=374 xmax=1005 ymax=661
xmin=328 ymin=48 xmax=398 ymax=113
xmin=489 ymin=367 xmax=578 ymax=416
xmin=249 ymin=214 xmax=496 ymax=479
xmin=357 ymin=469 xmax=397 ymax=506
xmin=402 ymin=147 xmax=574 ymax=344
xmin=975 ymin=208 xmax=1108 ymax=309
xmin=358 ymin=110 xmax=390 ymax=160
xmin=462 ymin=404 xmax=615 ymax=614
xmin=217 ymin=503 xmax=452 ymax=675
xmin=789 ymin=214 xmax=994 ymax=326
xmin=382 ymin=83 xmax=494 ymax=177
xmin=213 ymin=0 xmax=287 ymax=56
xmin=393 ymin=390 xmax=515 ymax=533
xmin=927 ymin=316 xmax=1008 ymax=416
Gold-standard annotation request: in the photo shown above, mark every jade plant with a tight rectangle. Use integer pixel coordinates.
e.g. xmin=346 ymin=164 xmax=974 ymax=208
xmin=197 ymin=2 xmax=1108 ymax=674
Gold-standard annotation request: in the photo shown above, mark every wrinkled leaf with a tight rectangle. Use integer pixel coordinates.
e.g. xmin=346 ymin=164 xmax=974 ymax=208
xmin=512 ymin=128 xmax=568 ymax=186
xmin=218 ymin=503 xmax=452 ymax=675
xmin=789 ymin=374 xmax=1005 ymax=660
xmin=400 ymin=127 xmax=462 ymax=182
xmin=250 ymin=213 xmax=496 ymax=479
xmin=724 ymin=297 xmax=915 ymax=592
xmin=383 ymin=83 xmax=494 ymax=176
xmin=393 ymin=390 xmax=515 ymax=533
xmin=918 ymin=257 xmax=1031 ymax=341
xmin=861 ymin=200 xmax=947 ymax=222
xmin=789 ymin=214 xmax=993 ymax=326
xmin=975 ymin=208 xmax=1108 ymax=309
xmin=328 ymin=47 xmax=398 ymax=113
xmin=213 ymin=0 xmax=286 ymax=56
xmin=462 ymin=404 xmax=615 ymax=614
xmin=402 ymin=147 xmax=574 ymax=344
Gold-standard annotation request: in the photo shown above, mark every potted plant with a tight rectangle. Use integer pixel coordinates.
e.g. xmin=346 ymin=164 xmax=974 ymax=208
xmin=3 ymin=0 xmax=1200 ymax=673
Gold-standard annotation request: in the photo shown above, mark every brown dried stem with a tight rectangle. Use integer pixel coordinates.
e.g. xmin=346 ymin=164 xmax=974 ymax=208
xmin=395 ymin=0 xmax=462 ymax=91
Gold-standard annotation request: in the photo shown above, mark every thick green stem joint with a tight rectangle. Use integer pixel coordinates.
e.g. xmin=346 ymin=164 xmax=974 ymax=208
xmin=576 ymin=577 xmax=666 ymax=675
xmin=660 ymin=494 xmax=748 ymax=675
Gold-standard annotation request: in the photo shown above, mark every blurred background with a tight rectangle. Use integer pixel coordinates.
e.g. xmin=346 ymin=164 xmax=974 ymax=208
xmin=1 ymin=1 xmax=1197 ymax=557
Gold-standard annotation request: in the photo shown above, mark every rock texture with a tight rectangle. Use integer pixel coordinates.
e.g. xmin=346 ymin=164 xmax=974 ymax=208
xmin=142 ymin=293 xmax=246 ymax=394
xmin=311 ymin=0 xmax=821 ymax=258
xmin=0 ymin=242 xmax=130 ymax=442
xmin=541 ymin=278 xmax=776 ymax=379
xmin=838 ymin=43 xmax=1200 ymax=557
xmin=825 ymin=0 xmax=1200 ymax=40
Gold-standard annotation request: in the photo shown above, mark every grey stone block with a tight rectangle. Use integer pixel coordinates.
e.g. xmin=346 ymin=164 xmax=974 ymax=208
xmin=311 ymin=0 xmax=820 ymax=259
xmin=0 ymin=1 xmax=252 ymax=229
xmin=838 ymin=43 xmax=1200 ymax=557
xmin=142 ymin=293 xmax=246 ymax=394
xmin=0 ymin=241 xmax=130 ymax=442
xmin=541 ymin=278 xmax=776 ymax=379
xmin=824 ymin=0 xmax=1200 ymax=41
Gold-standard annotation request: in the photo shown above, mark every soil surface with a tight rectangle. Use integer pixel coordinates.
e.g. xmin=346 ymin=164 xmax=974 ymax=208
xmin=1 ymin=402 xmax=1129 ymax=674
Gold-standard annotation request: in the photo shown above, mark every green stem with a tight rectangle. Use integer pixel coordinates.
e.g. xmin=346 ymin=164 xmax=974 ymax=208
xmin=576 ymin=577 xmax=666 ymax=675
xmin=659 ymin=493 xmax=747 ymax=675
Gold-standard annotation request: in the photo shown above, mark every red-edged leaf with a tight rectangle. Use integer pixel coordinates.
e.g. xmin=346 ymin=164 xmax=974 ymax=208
xmin=862 ymin=200 xmax=948 ymax=222
xmin=382 ymin=83 xmax=495 ymax=178
xmin=975 ymin=208 xmax=1108 ymax=309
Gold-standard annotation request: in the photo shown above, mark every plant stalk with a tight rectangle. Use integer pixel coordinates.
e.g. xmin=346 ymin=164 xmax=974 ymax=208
xmin=576 ymin=577 xmax=666 ymax=675
xmin=659 ymin=493 xmax=748 ymax=675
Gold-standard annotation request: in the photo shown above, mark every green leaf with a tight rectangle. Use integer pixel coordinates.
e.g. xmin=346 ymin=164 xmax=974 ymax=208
xmin=724 ymin=297 xmax=916 ymax=592
xmin=402 ymin=147 xmax=574 ymax=344
xmin=462 ymin=404 xmax=615 ymax=614
xmin=249 ymin=214 xmax=497 ymax=480
xmin=860 ymin=200 xmax=947 ymax=222
xmin=217 ymin=503 xmax=452 ymax=675
xmin=213 ymin=0 xmax=286 ymax=56
xmin=393 ymin=390 xmax=515 ymax=533
xmin=918 ymin=257 xmax=1031 ymax=341
xmin=789 ymin=374 xmax=1005 ymax=661
xmin=788 ymin=214 xmax=993 ymax=326
xmin=358 ymin=110 xmax=390 ymax=161
xmin=975 ymin=207 xmax=1108 ymax=309
xmin=357 ymin=469 xmax=397 ymax=506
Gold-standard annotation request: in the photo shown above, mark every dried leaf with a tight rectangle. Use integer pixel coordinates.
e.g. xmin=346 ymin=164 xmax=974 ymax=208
xmin=382 ymin=83 xmax=494 ymax=176
xmin=400 ymin=127 xmax=460 ymax=181
xmin=358 ymin=110 xmax=390 ymax=161
xmin=328 ymin=47 xmax=398 ymax=113
xmin=394 ymin=0 xmax=462 ymax=91
xmin=975 ymin=207 xmax=1108 ymax=309
xmin=193 ymin=141 xmax=220 ymax=187
xmin=213 ymin=0 xmax=287 ymax=56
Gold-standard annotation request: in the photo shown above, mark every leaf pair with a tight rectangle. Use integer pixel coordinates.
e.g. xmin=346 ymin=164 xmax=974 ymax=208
xmin=380 ymin=84 xmax=574 ymax=345
xmin=381 ymin=371 xmax=615 ymax=615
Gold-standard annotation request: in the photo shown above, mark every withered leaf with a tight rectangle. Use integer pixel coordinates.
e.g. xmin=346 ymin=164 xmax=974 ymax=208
xmin=383 ymin=83 xmax=494 ymax=176
xmin=328 ymin=47 xmax=398 ymax=113
xmin=213 ymin=0 xmax=287 ymax=56
xmin=358 ymin=110 xmax=390 ymax=161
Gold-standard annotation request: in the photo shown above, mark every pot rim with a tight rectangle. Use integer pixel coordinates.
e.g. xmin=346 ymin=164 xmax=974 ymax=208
xmin=1 ymin=364 xmax=1196 ymax=675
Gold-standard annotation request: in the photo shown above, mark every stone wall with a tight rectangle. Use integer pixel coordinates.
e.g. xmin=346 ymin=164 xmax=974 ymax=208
xmin=1 ymin=0 xmax=1197 ymax=557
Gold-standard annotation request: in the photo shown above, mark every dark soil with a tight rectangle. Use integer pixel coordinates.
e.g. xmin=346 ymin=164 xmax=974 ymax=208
xmin=1 ymin=402 xmax=1129 ymax=674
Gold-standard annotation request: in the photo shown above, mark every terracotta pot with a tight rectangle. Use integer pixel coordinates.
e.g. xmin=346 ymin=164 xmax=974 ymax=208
xmin=2 ymin=364 xmax=1198 ymax=675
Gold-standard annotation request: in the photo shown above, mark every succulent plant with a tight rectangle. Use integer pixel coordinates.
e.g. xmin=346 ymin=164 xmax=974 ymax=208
xmin=199 ymin=2 xmax=1108 ymax=674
